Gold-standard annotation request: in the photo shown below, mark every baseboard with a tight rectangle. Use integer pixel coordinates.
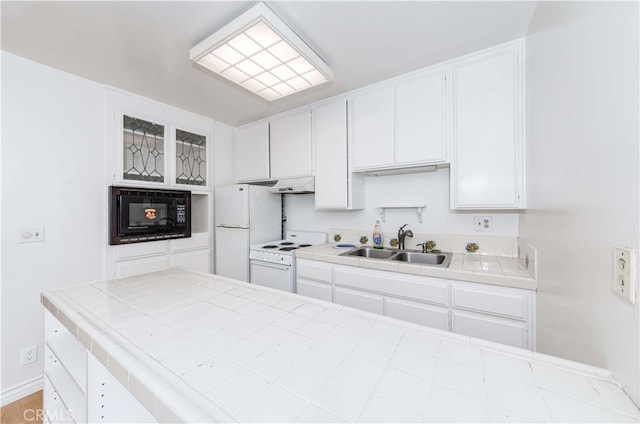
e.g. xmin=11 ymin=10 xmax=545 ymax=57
xmin=0 ymin=375 xmax=43 ymax=407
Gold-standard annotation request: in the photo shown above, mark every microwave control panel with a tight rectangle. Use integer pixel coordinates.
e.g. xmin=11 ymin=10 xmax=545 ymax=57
xmin=177 ymin=204 xmax=186 ymax=224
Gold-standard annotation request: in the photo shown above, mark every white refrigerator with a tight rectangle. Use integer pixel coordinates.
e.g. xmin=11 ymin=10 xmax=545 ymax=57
xmin=214 ymin=184 xmax=281 ymax=282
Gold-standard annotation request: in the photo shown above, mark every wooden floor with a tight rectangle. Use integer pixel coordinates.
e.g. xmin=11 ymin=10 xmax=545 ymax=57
xmin=0 ymin=391 xmax=43 ymax=424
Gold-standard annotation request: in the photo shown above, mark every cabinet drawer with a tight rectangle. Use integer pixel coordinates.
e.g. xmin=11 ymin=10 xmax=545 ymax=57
xmin=115 ymin=257 xmax=169 ymax=278
xmin=451 ymin=310 xmax=528 ymax=349
xmin=171 ymin=249 xmax=210 ymax=273
xmin=384 ymin=297 xmax=449 ymax=331
xmin=334 ymin=266 xmax=449 ymax=306
xmin=116 ymin=240 xmax=168 ymax=260
xmin=171 ymin=232 xmax=209 ymax=252
xmin=297 ymin=278 xmax=332 ymax=302
xmin=333 ymin=286 xmax=383 ymax=314
xmin=451 ymin=284 xmax=529 ymax=320
xmin=297 ymin=259 xmax=332 ymax=283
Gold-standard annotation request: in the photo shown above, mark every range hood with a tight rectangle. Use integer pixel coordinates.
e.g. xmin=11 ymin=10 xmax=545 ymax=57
xmin=268 ymin=177 xmax=315 ymax=194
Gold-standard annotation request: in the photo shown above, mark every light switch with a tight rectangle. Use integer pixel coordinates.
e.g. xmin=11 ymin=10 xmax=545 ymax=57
xmin=613 ymin=246 xmax=636 ymax=304
xmin=19 ymin=226 xmax=45 ymax=243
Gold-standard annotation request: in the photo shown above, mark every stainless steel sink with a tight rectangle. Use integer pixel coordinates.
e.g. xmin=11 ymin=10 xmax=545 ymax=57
xmin=339 ymin=247 xmax=397 ymax=259
xmin=390 ymin=251 xmax=452 ymax=267
xmin=339 ymin=247 xmax=452 ymax=268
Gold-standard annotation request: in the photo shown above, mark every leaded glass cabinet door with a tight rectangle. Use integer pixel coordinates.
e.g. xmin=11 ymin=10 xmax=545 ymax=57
xmin=122 ymin=115 xmax=165 ymax=183
xmin=175 ymin=128 xmax=207 ymax=187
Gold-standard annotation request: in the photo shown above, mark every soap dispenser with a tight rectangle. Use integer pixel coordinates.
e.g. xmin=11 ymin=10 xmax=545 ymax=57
xmin=373 ymin=221 xmax=384 ymax=249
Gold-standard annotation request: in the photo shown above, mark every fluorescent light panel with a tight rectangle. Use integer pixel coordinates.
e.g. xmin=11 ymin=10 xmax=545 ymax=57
xmin=190 ymin=3 xmax=333 ymax=101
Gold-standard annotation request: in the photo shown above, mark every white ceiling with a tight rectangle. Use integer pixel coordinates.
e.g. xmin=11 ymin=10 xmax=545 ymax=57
xmin=1 ymin=1 xmax=537 ymax=126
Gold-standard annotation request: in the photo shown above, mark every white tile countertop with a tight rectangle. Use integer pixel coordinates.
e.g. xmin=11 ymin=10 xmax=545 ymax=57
xmin=41 ymin=268 xmax=638 ymax=423
xmin=296 ymin=244 xmax=537 ymax=290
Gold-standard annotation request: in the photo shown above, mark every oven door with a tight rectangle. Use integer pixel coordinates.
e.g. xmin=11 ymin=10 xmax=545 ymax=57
xmin=250 ymin=260 xmax=294 ymax=293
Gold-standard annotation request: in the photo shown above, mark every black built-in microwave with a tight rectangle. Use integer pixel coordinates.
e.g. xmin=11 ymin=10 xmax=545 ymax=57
xmin=109 ymin=186 xmax=191 ymax=245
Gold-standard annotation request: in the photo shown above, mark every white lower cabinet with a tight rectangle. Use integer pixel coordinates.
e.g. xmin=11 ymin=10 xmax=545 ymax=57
xmin=109 ymin=231 xmax=211 ymax=278
xmin=451 ymin=309 xmax=529 ymax=349
xmin=333 ymin=286 xmax=384 ymax=314
xmin=297 ymin=278 xmax=332 ymax=302
xmin=384 ymin=296 xmax=449 ymax=330
xmin=170 ymin=249 xmax=210 ymax=273
xmin=87 ymin=356 xmax=156 ymax=423
xmin=295 ymin=258 xmax=535 ymax=349
xmin=451 ymin=282 xmax=529 ymax=320
xmin=44 ymin=310 xmax=157 ymax=423
xmin=296 ymin=259 xmax=333 ymax=302
xmin=114 ymin=256 xmax=170 ymax=278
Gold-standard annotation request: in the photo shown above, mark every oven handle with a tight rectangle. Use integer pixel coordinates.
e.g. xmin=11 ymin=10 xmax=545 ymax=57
xmin=250 ymin=260 xmax=291 ymax=270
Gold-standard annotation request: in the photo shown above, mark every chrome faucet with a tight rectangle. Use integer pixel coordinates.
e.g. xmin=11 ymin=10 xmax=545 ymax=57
xmin=397 ymin=224 xmax=413 ymax=250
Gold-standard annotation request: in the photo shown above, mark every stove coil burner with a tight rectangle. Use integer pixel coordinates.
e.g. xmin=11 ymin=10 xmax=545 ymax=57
xmin=262 ymin=245 xmax=278 ymax=249
xmin=279 ymin=242 xmax=295 ymax=246
xmin=298 ymin=244 xmax=312 ymax=248
xmin=279 ymin=247 xmax=298 ymax=251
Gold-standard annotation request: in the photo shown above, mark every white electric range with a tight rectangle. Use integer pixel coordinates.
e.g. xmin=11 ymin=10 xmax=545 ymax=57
xmin=249 ymin=230 xmax=327 ymax=292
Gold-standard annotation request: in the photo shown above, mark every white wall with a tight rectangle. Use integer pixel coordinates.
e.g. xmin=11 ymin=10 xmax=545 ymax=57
xmin=285 ymin=168 xmax=520 ymax=237
xmin=1 ymin=52 xmax=107 ymax=402
xmin=213 ymin=122 xmax=236 ymax=187
xmin=521 ymin=1 xmax=639 ymax=404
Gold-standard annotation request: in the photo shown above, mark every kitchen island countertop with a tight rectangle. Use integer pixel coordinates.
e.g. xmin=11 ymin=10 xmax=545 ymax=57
xmin=41 ymin=268 xmax=638 ymax=422
xmin=297 ymin=244 xmax=537 ymax=290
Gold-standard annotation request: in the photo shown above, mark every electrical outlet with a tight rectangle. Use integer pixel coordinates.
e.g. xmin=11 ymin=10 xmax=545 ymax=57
xmin=20 ymin=345 xmax=38 ymax=365
xmin=613 ymin=246 xmax=636 ymax=304
xmin=474 ymin=216 xmax=492 ymax=232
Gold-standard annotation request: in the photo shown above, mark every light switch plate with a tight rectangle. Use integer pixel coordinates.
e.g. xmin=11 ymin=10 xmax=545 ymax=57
xmin=19 ymin=226 xmax=45 ymax=243
xmin=613 ymin=246 xmax=636 ymax=304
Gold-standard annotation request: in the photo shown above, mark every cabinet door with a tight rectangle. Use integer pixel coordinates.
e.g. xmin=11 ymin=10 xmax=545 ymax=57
xmin=351 ymin=87 xmax=394 ymax=170
xmin=174 ymin=127 xmax=209 ymax=189
xmin=451 ymin=309 xmax=529 ymax=349
xmin=452 ymin=44 xmax=523 ymax=209
xmin=269 ymin=111 xmax=312 ymax=179
xmin=297 ymin=258 xmax=333 ymax=284
xmin=384 ymin=296 xmax=449 ymax=330
xmin=297 ymin=278 xmax=332 ymax=302
xmin=235 ymin=121 xmax=270 ymax=182
xmin=314 ymin=100 xmax=348 ymax=209
xmin=121 ymin=113 xmax=167 ymax=185
xmin=333 ymin=265 xmax=449 ymax=306
xmin=171 ymin=249 xmax=210 ymax=273
xmin=451 ymin=283 xmax=529 ymax=320
xmin=395 ymin=70 xmax=448 ymax=165
xmin=333 ymin=286 xmax=384 ymax=314
xmin=114 ymin=256 xmax=169 ymax=278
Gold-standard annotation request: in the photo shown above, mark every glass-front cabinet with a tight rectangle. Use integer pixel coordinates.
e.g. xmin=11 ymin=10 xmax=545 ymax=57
xmin=110 ymin=89 xmax=212 ymax=193
xmin=174 ymin=128 xmax=207 ymax=187
xmin=122 ymin=115 xmax=166 ymax=183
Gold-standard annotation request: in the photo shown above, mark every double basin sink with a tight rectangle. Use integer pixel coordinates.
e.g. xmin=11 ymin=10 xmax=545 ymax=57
xmin=339 ymin=247 xmax=452 ymax=268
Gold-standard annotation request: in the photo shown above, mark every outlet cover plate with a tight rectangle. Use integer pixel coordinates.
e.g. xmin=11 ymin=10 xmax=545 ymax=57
xmin=474 ymin=216 xmax=492 ymax=232
xmin=20 ymin=345 xmax=38 ymax=365
xmin=613 ymin=246 xmax=636 ymax=304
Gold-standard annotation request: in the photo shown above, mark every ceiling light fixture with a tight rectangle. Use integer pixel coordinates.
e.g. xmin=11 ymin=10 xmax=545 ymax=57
xmin=190 ymin=2 xmax=333 ymax=101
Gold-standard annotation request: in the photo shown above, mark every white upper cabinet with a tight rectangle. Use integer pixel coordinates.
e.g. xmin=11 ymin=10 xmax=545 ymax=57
xmin=235 ymin=121 xmax=270 ymax=183
xmin=313 ymin=99 xmax=363 ymax=210
xmin=351 ymin=87 xmax=395 ymax=170
xmin=269 ymin=110 xmax=312 ymax=179
xmin=351 ymin=68 xmax=449 ymax=172
xmin=451 ymin=41 xmax=524 ymax=209
xmin=106 ymin=88 xmax=213 ymax=193
xmin=395 ymin=69 xmax=448 ymax=166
